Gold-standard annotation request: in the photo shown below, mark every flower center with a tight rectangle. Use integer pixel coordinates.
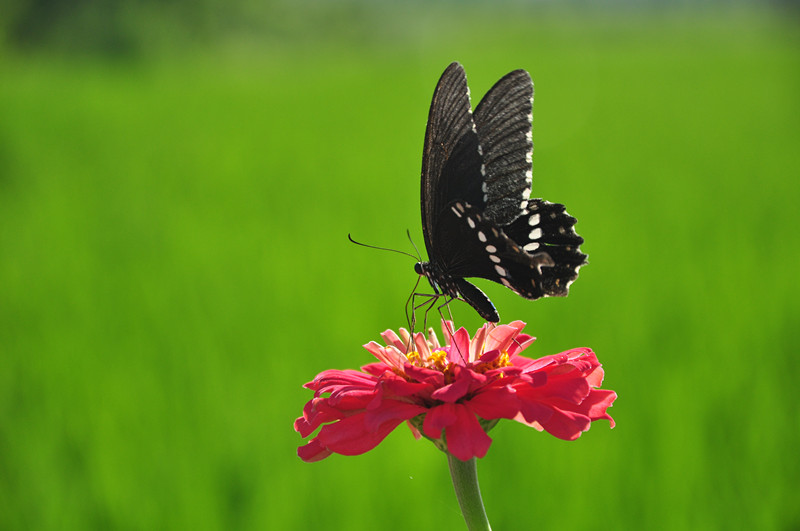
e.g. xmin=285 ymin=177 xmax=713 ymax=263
xmin=472 ymin=351 xmax=512 ymax=374
xmin=406 ymin=349 xmax=451 ymax=373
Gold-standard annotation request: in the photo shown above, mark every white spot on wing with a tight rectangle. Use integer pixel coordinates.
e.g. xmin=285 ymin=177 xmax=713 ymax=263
xmin=477 ymin=231 xmax=486 ymax=242
xmin=525 ymin=170 xmax=532 ymax=184
xmin=529 ymin=228 xmax=543 ymax=240
xmin=451 ymin=205 xmax=462 ymax=218
xmin=485 ymin=245 xmax=497 ymax=253
xmin=494 ymin=265 xmax=507 ymax=277
xmin=467 ymin=217 xmax=476 ymax=229
xmin=489 ymin=254 xmax=501 ymax=263
xmin=524 ymin=242 xmax=540 ymax=252
xmin=528 ymin=214 xmax=540 ymax=226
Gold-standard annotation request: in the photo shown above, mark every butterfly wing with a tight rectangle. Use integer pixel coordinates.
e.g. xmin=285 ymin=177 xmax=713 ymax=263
xmin=502 ymin=199 xmax=587 ymax=296
xmin=473 ymin=69 xmax=534 ymax=226
xmin=418 ymin=63 xmax=587 ymax=320
xmin=472 ymin=68 xmax=587 ymax=297
xmin=420 ymin=62 xmax=486 ymax=265
xmin=433 ymin=201 xmax=562 ymax=300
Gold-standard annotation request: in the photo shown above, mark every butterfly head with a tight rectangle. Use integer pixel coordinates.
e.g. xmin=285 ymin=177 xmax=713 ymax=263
xmin=414 ymin=261 xmax=442 ymax=294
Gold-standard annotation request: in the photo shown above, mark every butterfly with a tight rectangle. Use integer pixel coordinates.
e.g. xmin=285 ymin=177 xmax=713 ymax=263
xmin=413 ymin=62 xmax=587 ymax=323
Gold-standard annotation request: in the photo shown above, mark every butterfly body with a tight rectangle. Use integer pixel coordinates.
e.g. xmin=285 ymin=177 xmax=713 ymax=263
xmin=416 ymin=62 xmax=587 ymax=322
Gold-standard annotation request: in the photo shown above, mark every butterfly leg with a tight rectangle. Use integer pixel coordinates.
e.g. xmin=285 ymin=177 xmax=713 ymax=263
xmin=406 ymin=291 xmax=442 ymax=351
xmin=417 ymin=293 xmax=441 ymax=337
xmin=405 ymin=275 xmax=425 ymax=336
xmin=434 ymin=297 xmax=470 ymax=362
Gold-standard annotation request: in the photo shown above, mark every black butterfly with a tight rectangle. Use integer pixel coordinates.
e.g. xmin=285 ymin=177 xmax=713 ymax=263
xmin=413 ymin=62 xmax=587 ymax=323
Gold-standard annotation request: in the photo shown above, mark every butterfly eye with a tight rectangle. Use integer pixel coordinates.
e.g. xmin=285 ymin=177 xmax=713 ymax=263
xmin=414 ymin=263 xmax=425 ymax=275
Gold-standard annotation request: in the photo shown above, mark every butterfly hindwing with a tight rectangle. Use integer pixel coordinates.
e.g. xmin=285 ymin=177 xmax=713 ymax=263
xmin=433 ymin=201 xmax=557 ymax=299
xmin=500 ymin=199 xmax=587 ymax=296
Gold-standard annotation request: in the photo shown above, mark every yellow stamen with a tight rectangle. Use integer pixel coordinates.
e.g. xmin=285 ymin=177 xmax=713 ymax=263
xmin=428 ymin=349 xmax=449 ymax=371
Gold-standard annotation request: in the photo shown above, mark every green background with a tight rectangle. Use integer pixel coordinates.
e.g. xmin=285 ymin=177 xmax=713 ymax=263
xmin=2 ymin=3 xmax=798 ymax=529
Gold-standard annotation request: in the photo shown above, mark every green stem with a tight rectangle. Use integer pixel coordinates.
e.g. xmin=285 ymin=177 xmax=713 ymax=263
xmin=447 ymin=454 xmax=492 ymax=531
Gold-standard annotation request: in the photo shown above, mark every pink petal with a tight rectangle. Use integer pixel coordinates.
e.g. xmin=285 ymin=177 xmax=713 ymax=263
xmin=430 ymin=372 xmax=471 ymax=402
xmin=444 ymin=404 xmax=493 ymax=461
xmin=469 ymin=325 xmax=489 ymax=362
xmin=447 ymin=326 xmax=472 ymax=365
xmin=361 ymin=361 xmax=394 ymax=377
xmin=363 ymin=342 xmax=406 ymax=369
xmin=316 ymin=412 xmax=405 ymax=456
xmin=507 ymin=334 xmax=536 ymax=356
xmin=379 ymin=373 xmax=432 ymax=398
xmin=403 ymin=363 xmax=445 ymax=387
xmin=297 ymin=439 xmax=333 ymax=462
xmin=379 ymin=329 xmax=407 ymax=352
xmin=413 ymin=332 xmax=431 ymax=358
xmin=423 ymin=403 xmax=458 ymax=439
xmin=364 ymin=399 xmax=428 ymax=431
xmin=517 ymin=400 xmax=555 ymax=427
xmin=467 ymin=385 xmax=520 ymax=420
xmin=572 ymin=389 xmax=617 ymax=427
xmin=535 ymin=406 xmax=592 ymax=440
xmin=485 ymin=322 xmax=525 ymax=353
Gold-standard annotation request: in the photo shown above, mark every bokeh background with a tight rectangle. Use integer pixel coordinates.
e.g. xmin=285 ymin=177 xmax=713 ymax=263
xmin=2 ymin=1 xmax=799 ymax=529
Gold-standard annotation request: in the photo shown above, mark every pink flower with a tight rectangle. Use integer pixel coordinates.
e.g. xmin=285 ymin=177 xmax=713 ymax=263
xmin=295 ymin=321 xmax=616 ymax=462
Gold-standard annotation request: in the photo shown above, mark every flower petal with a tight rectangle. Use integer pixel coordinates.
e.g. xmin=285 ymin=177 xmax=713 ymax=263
xmin=485 ymin=322 xmax=525 ymax=353
xmin=315 ymin=412 xmax=405 ymax=457
xmin=446 ymin=326 xmax=472 ymax=365
xmin=445 ymin=404 xmax=493 ymax=461
xmin=423 ymin=403 xmax=458 ymax=439
xmin=467 ymin=385 xmax=520 ymax=420
xmin=364 ymin=399 xmax=428 ymax=431
xmin=297 ymin=439 xmax=333 ymax=462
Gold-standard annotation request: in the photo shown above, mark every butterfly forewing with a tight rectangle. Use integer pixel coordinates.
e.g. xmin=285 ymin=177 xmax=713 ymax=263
xmin=473 ymin=69 xmax=534 ymax=226
xmin=421 ymin=62 xmax=486 ymax=264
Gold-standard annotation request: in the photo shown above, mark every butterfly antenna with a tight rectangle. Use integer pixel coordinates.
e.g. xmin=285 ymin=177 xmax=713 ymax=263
xmin=348 ymin=234 xmax=419 ymax=260
xmin=406 ymin=230 xmax=422 ymax=261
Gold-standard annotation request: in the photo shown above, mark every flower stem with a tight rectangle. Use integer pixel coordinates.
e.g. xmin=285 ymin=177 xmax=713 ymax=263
xmin=447 ymin=454 xmax=492 ymax=531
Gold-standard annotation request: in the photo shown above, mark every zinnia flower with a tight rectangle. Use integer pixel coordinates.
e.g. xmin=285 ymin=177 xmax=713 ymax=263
xmin=295 ymin=321 xmax=616 ymax=462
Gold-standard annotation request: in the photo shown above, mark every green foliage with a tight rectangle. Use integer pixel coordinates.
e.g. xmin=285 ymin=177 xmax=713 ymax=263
xmin=1 ymin=7 xmax=799 ymax=530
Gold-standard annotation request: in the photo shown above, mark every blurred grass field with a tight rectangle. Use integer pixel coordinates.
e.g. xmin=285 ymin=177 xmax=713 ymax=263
xmin=1 ymin=5 xmax=799 ymax=530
